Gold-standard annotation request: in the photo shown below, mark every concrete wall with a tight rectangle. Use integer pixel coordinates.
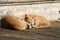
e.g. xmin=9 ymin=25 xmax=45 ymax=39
xmin=0 ymin=3 xmax=60 ymax=21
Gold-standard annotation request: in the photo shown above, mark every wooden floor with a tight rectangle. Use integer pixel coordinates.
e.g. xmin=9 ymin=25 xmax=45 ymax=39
xmin=0 ymin=21 xmax=60 ymax=40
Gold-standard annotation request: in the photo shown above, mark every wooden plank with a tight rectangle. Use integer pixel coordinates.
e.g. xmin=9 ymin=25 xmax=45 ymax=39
xmin=0 ymin=1 xmax=60 ymax=6
xmin=0 ymin=21 xmax=60 ymax=40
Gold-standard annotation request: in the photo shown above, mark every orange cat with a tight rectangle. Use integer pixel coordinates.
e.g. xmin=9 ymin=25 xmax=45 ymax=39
xmin=1 ymin=16 xmax=28 ymax=30
xmin=25 ymin=14 xmax=51 ymax=29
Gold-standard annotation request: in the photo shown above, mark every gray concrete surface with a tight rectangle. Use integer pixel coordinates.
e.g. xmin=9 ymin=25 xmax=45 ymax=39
xmin=0 ymin=3 xmax=60 ymax=21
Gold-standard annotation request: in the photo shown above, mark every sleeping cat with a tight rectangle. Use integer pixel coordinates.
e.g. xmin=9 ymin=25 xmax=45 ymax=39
xmin=1 ymin=16 xmax=28 ymax=30
xmin=25 ymin=14 xmax=51 ymax=29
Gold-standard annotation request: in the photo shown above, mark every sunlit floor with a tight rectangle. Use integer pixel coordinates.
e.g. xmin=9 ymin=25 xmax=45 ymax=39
xmin=0 ymin=21 xmax=60 ymax=40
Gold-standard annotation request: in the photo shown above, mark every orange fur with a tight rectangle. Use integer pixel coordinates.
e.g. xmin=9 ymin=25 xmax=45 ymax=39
xmin=1 ymin=16 xmax=28 ymax=30
xmin=25 ymin=14 xmax=51 ymax=29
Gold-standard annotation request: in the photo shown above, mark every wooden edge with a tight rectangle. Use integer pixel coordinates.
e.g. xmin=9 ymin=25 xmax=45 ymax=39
xmin=0 ymin=1 xmax=60 ymax=6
